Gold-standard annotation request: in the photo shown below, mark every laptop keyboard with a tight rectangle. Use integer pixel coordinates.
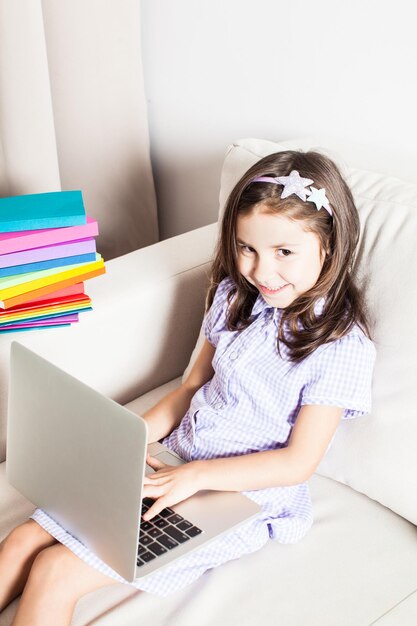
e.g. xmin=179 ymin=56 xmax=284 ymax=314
xmin=137 ymin=497 xmax=203 ymax=567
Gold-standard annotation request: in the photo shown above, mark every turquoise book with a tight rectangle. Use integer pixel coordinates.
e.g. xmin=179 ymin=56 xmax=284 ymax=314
xmin=0 ymin=191 xmax=86 ymax=233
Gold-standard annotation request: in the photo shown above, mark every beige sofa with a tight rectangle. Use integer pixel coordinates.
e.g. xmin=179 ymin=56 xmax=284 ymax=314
xmin=1 ymin=138 xmax=417 ymax=625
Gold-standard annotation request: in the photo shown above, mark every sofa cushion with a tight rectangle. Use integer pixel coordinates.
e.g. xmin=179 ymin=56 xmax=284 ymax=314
xmin=372 ymin=590 xmax=417 ymax=625
xmin=184 ymin=137 xmax=417 ymax=526
xmin=4 ymin=378 xmax=417 ymax=626
xmin=70 ymin=472 xmax=417 ymax=626
xmin=0 ymin=466 xmax=35 ymax=544
xmin=3 ymin=463 xmax=416 ymax=626
xmin=3 ymin=377 xmax=417 ymax=626
xmin=124 ymin=378 xmax=182 ymax=417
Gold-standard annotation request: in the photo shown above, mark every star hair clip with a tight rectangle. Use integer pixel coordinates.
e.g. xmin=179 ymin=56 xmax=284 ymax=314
xmin=251 ymin=170 xmax=333 ymax=217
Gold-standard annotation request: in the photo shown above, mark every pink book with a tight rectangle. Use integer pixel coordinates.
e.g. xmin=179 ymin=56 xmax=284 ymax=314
xmin=0 ymin=216 xmax=98 ymax=255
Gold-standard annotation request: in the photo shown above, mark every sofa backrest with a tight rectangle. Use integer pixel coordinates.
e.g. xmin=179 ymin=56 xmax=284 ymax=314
xmin=218 ymin=138 xmax=417 ymax=526
xmin=0 ymin=224 xmax=217 ymax=464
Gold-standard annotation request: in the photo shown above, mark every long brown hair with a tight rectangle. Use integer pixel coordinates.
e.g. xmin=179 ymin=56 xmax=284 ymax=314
xmin=207 ymin=150 xmax=371 ymax=363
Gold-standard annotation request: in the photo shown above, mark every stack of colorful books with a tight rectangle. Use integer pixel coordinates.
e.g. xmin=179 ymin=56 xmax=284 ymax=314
xmin=0 ymin=191 xmax=105 ymax=333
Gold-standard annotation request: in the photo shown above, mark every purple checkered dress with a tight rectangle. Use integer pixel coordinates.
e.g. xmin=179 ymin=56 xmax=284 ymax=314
xmin=31 ymin=277 xmax=376 ymax=596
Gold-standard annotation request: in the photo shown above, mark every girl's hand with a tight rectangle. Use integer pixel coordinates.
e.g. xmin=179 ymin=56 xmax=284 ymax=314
xmin=142 ymin=454 xmax=204 ymax=520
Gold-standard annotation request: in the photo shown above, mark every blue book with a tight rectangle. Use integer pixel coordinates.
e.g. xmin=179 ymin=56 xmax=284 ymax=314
xmin=0 ymin=253 xmax=97 ymax=278
xmin=0 ymin=191 xmax=86 ymax=233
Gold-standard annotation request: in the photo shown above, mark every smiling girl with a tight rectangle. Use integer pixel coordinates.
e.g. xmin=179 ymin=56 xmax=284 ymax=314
xmin=0 ymin=150 xmax=376 ymax=624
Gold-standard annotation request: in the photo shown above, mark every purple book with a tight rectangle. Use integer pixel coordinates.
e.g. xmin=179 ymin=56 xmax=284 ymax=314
xmin=0 ymin=238 xmax=96 ymax=268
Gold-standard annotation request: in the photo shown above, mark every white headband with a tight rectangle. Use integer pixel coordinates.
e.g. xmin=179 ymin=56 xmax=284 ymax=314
xmin=251 ymin=170 xmax=332 ymax=217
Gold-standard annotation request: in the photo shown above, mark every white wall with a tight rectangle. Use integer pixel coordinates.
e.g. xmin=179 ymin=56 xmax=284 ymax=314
xmin=0 ymin=0 xmax=158 ymax=261
xmin=141 ymin=0 xmax=417 ymax=240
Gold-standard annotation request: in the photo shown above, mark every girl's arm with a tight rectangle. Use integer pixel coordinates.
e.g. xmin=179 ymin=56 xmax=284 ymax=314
xmin=142 ymin=339 xmax=215 ymax=443
xmin=197 ymin=404 xmax=343 ymax=490
xmin=143 ymin=404 xmax=343 ymax=519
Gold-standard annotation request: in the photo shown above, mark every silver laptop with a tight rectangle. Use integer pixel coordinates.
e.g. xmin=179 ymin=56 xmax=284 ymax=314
xmin=6 ymin=342 xmax=261 ymax=582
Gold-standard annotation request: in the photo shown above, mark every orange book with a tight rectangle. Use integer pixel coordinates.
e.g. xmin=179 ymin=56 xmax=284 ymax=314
xmin=1 ymin=267 xmax=104 ymax=309
xmin=0 ymin=283 xmax=85 ymax=310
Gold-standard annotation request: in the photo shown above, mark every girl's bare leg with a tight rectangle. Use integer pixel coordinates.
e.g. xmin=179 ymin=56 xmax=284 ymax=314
xmin=12 ymin=542 xmax=119 ymax=626
xmin=0 ymin=520 xmax=57 ymax=611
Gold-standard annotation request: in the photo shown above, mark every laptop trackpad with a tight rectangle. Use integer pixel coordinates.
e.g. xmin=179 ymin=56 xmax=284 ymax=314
xmin=154 ymin=451 xmax=184 ymax=467
xmin=145 ymin=451 xmax=184 ymax=475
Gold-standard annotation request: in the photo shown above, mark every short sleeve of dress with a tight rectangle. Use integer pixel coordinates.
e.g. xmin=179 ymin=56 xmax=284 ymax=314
xmin=203 ymin=277 xmax=236 ymax=348
xmin=300 ymin=329 xmax=376 ymax=420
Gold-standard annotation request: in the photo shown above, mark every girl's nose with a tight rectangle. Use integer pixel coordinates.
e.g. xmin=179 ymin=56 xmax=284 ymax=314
xmin=254 ymin=256 xmax=277 ymax=283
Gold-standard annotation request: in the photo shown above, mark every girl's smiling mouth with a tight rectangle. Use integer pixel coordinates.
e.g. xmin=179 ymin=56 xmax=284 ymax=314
xmin=258 ymin=283 xmax=290 ymax=296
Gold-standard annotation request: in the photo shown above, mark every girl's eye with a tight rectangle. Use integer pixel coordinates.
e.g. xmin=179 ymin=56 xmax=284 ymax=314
xmin=277 ymin=249 xmax=292 ymax=257
xmin=239 ymin=245 xmax=255 ymax=254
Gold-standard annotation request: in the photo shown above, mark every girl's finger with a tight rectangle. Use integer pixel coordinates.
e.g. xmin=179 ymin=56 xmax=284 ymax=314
xmin=143 ymin=496 xmax=171 ymax=521
xmin=146 ymin=454 xmax=166 ymax=470
xmin=145 ymin=474 xmax=171 ymax=486
xmin=143 ymin=474 xmax=169 ymax=486
xmin=142 ymin=484 xmax=165 ymax=501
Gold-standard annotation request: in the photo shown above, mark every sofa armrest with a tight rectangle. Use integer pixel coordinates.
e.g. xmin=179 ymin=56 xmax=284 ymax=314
xmin=0 ymin=223 xmax=218 ymax=461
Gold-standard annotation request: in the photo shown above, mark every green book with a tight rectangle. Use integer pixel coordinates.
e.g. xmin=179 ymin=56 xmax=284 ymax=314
xmin=0 ymin=254 xmax=102 ymax=292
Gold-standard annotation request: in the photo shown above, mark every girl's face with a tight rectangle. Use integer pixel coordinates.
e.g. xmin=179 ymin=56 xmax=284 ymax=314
xmin=236 ymin=207 xmax=325 ymax=308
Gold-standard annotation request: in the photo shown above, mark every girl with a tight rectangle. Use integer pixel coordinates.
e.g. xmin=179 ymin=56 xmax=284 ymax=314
xmin=0 ymin=150 xmax=376 ymax=625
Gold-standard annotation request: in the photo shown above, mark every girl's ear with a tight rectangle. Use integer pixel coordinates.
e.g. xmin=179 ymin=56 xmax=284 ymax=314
xmin=322 ymin=241 xmax=332 ymax=260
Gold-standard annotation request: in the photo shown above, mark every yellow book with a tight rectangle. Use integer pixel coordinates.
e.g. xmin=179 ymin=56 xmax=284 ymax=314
xmin=1 ymin=268 xmax=104 ymax=309
xmin=0 ymin=255 xmax=104 ymax=308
